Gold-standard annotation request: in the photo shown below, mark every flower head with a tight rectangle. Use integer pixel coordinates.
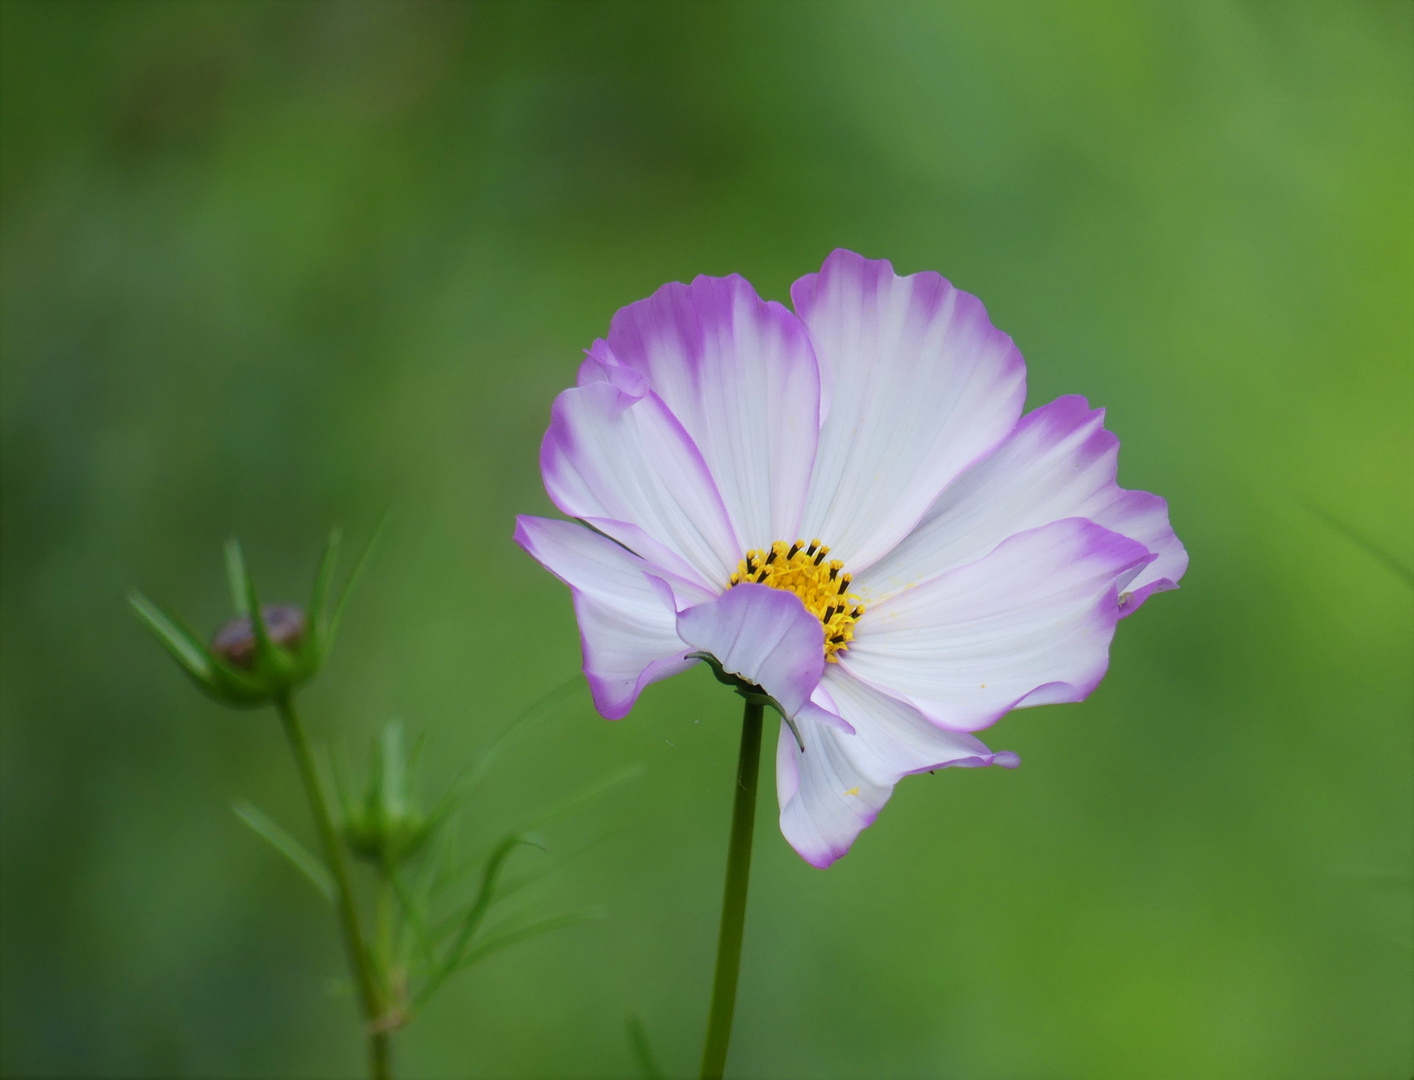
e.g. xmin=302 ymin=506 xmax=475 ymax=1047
xmin=517 ymin=251 xmax=1186 ymax=867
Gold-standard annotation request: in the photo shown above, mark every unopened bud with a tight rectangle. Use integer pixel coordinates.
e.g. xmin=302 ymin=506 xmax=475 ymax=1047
xmin=213 ymin=605 xmax=307 ymax=669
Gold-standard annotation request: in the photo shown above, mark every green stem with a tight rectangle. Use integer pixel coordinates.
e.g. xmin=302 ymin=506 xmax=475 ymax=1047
xmin=699 ymin=700 xmax=764 ymax=1080
xmin=275 ymin=694 xmax=392 ymax=1080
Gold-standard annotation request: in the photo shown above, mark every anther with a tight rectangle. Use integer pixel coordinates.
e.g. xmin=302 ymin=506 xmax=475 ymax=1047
xmin=766 ymin=550 xmax=777 ymax=565
xmin=806 ymin=540 xmax=818 ymax=556
xmin=787 ymin=542 xmax=800 ymax=559
xmin=828 ymin=566 xmax=838 ymax=580
xmin=823 ymin=606 xmax=836 ymax=623
xmin=837 ymin=577 xmax=849 ymax=595
xmin=830 ymin=634 xmax=847 ymax=644
xmin=813 ymin=549 xmax=827 ymax=565
xmin=756 ymin=569 xmax=767 ymax=582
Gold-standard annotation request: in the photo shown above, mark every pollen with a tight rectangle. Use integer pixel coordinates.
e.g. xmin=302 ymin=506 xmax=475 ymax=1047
xmin=728 ymin=538 xmax=865 ymax=662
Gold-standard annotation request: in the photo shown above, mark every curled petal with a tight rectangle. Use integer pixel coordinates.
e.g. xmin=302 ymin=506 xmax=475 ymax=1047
xmin=514 ymin=516 xmax=694 ymax=719
xmin=676 ymin=583 xmax=826 ymax=724
xmin=539 ymin=379 xmax=740 ymax=587
xmin=777 ymin=668 xmax=1016 ymax=868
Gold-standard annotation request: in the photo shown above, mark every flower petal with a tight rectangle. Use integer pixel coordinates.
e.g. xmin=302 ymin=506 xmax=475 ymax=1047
xmin=841 ymin=518 xmax=1154 ymax=732
xmin=514 ymin=516 xmax=694 ymax=720
xmin=791 ymin=250 xmax=1026 ymax=572
xmin=676 ymin=583 xmax=824 ymax=722
xmin=776 ymin=668 xmax=1017 ymax=868
xmin=857 ymin=395 xmax=1187 ymax=612
xmin=605 ymin=275 xmax=821 ymax=550
xmin=539 ymin=377 xmax=740 ymax=587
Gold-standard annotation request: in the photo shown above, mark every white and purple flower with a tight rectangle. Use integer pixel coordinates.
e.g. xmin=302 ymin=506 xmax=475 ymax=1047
xmin=515 ymin=250 xmax=1186 ymax=868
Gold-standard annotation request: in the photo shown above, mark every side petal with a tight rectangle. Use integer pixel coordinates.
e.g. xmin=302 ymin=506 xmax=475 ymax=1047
xmin=858 ymin=395 xmax=1188 ymax=613
xmin=514 ymin=516 xmax=694 ymax=720
xmin=676 ymin=583 xmax=824 ymax=722
xmin=606 ymin=275 xmax=821 ymax=550
xmin=777 ymin=669 xmax=1016 ymax=868
xmin=540 ymin=379 xmax=740 ymax=587
xmin=791 ymin=249 xmax=1026 ymax=572
xmin=841 ymin=518 xmax=1154 ymax=732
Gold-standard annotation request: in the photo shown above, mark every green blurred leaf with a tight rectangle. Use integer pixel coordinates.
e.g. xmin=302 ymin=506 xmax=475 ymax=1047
xmin=415 ymin=831 xmax=545 ymax=1008
xmin=425 ymin=674 xmax=585 ymax=830
xmin=445 ymin=909 xmax=605 ymax=976
xmin=232 ymin=799 xmax=335 ymax=904
xmin=626 ymin=1015 xmax=666 ymax=1080
xmin=327 ymin=511 xmax=389 ymax=650
xmin=1307 ymin=502 xmax=1414 ymax=587
xmin=308 ymin=527 xmax=342 ymax=646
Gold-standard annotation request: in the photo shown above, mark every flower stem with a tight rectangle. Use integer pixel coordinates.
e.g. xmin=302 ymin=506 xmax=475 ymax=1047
xmin=275 ymin=693 xmax=392 ymax=1080
xmin=699 ymin=699 xmax=764 ymax=1080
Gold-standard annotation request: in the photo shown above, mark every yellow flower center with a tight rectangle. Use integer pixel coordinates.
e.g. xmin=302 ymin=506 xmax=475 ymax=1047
xmin=728 ymin=539 xmax=865 ymax=662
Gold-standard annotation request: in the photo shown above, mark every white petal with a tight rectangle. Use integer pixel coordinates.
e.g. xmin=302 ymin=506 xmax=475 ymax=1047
xmin=539 ymin=378 xmax=740 ymax=587
xmin=514 ymin=516 xmax=694 ymax=720
xmin=841 ymin=518 xmax=1154 ymax=732
xmin=604 ymin=276 xmax=821 ymax=550
xmin=776 ymin=671 xmax=1017 ymax=869
xmin=791 ymin=250 xmax=1026 ymax=572
xmin=859 ymin=395 xmax=1188 ymax=611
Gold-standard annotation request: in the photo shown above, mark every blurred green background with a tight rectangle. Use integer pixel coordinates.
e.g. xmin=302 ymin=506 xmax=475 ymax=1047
xmin=1 ymin=2 xmax=1410 ymax=1077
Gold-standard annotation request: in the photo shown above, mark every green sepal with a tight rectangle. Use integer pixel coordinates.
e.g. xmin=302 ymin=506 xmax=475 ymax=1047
xmin=128 ymin=591 xmax=270 ymax=707
xmin=686 ymin=651 xmax=804 ymax=751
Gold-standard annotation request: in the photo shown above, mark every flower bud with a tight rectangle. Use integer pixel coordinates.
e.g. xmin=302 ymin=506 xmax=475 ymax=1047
xmin=213 ymin=605 xmax=307 ymax=669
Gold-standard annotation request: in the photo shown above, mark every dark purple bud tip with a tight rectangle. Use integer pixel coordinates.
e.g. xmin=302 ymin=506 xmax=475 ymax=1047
xmin=212 ymin=605 xmax=307 ymax=669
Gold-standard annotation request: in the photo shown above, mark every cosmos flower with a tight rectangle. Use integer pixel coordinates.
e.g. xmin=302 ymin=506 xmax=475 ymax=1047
xmin=515 ymin=250 xmax=1186 ymax=868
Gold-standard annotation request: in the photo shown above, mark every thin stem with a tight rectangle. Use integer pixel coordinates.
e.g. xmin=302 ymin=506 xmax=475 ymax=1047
xmin=699 ymin=700 xmax=764 ymax=1080
xmin=275 ymin=694 xmax=391 ymax=1080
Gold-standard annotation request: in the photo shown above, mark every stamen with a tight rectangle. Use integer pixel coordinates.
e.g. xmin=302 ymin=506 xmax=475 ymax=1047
xmin=728 ymin=539 xmax=865 ymax=661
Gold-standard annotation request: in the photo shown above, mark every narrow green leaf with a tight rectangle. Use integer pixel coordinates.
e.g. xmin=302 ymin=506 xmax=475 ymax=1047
xmin=446 ymin=909 xmax=605 ymax=976
xmin=1307 ymin=502 xmax=1414 ymax=588
xmin=426 ymin=675 xmax=584 ymax=829
xmin=224 ymin=538 xmax=250 ymax=616
xmin=626 ymin=1016 xmax=666 ymax=1080
xmin=414 ymin=832 xmax=544 ymax=1008
xmin=309 ymin=527 xmax=342 ymax=642
xmin=387 ymin=861 xmax=437 ymax=973
xmin=232 ymin=800 xmax=335 ymax=903
xmin=380 ymin=720 xmax=405 ymax=819
xmin=128 ymin=592 xmax=217 ymax=685
xmin=327 ymin=510 xmax=390 ymax=649
xmin=520 ymin=763 xmax=645 ymax=833
xmin=328 ymin=744 xmax=355 ymax=828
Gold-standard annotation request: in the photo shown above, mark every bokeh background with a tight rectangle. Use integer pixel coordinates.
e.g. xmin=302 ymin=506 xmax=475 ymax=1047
xmin=2 ymin=2 xmax=1410 ymax=1078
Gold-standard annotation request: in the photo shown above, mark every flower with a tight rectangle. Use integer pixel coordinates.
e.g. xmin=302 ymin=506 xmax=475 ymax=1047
xmin=516 ymin=250 xmax=1187 ymax=868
